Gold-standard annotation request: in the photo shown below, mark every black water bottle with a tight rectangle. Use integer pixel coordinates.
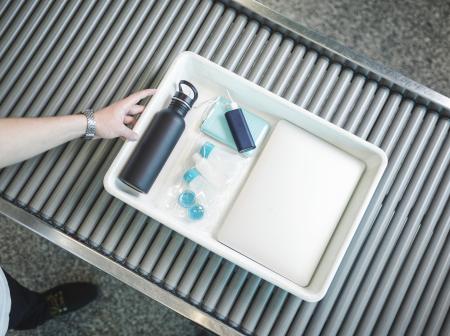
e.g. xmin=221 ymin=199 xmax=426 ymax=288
xmin=119 ymin=80 xmax=198 ymax=193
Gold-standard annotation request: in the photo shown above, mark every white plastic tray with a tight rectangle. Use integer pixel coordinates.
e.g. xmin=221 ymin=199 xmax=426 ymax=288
xmin=104 ymin=52 xmax=387 ymax=301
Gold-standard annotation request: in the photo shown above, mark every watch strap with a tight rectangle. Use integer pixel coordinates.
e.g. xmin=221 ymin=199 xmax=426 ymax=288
xmin=79 ymin=109 xmax=96 ymax=140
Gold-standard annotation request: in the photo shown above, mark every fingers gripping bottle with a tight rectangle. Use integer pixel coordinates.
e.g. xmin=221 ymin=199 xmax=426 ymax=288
xmin=119 ymin=80 xmax=198 ymax=193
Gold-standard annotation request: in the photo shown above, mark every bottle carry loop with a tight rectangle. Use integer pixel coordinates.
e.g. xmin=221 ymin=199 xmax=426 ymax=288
xmin=171 ymin=80 xmax=199 ymax=116
xmin=179 ymin=80 xmax=198 ymax=102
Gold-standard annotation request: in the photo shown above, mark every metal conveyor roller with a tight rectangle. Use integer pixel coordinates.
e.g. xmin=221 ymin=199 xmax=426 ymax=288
xmin=0 ymin=1 xmax=449 ymax=335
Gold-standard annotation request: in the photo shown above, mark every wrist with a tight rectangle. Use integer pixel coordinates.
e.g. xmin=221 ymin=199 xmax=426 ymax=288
xmin=70 ymin=114 xmax=88 ymax=139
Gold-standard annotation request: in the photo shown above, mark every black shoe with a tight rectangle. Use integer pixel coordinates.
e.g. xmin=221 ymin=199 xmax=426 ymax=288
xmin=12 ymin=282 xmax=99 ymax=330
xmin=43 ymin=282 xmax=98 ymax=318
xmin=195 ymin=325 xmax=217 ymax=336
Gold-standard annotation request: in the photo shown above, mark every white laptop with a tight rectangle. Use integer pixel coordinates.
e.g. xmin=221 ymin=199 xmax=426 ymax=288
xmin=217 ymin=120 xmax=365 ymax=286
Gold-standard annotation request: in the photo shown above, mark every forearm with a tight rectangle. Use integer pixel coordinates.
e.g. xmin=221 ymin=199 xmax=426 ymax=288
xmin=0 ymin=114 xmax=86 ymax=168
xmin=0 ymin=89 xmax=154 ymax=169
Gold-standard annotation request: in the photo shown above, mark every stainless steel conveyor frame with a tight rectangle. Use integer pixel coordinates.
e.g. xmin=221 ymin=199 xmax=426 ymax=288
xmin=0 ymin=1 xmax=449 ymax=335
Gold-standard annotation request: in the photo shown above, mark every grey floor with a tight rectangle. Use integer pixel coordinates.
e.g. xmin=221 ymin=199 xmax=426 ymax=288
xmin=0 ymin=215 xmax=201 ymax=336
xmin=261 ymin=0 xmax=450 ymax=97
xmin=1 ymin=0 xmax=449 ymax=335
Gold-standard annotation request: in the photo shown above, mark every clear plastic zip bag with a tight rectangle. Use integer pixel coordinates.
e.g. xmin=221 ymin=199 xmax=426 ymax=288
xmin=158 ymin=137 xmax=244 ymax=223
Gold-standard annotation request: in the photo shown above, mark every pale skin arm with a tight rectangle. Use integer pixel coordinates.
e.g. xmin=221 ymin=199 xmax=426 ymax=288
xmin=0 ymin=89 xmax=156 ymax=169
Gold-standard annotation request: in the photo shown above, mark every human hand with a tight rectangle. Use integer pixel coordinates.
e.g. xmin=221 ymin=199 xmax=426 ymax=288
xmin=94 ymin=89 xmax=156 ymax=141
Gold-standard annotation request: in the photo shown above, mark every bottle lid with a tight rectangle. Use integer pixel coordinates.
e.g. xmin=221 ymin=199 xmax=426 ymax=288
xmin=183 ymin=167 xmax=200 ymax=184
xmin=199 ymin=142 xmax=215 ymax=158
xmin=188 ymin=204 xmax=205 ymax=220
xmin=178 ymin=190 xmax=196 ymax=208
xmin=172 ymin=80 xmax=198 ymax=116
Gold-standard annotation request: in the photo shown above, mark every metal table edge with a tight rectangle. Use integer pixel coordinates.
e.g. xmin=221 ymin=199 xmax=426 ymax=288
xmin=229 ymin=0 xmax=450 ymax=118
xmin=0 ymin=198 xmax=242 ymax=336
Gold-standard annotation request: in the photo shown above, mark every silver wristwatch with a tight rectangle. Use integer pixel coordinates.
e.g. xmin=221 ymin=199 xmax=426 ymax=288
xmin=79 ymin=109 xmax=96 ymax=140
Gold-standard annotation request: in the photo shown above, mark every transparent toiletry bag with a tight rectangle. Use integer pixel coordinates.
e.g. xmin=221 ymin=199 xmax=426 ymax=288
xmin=157 ymin=137 xmax=245 ymax=228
